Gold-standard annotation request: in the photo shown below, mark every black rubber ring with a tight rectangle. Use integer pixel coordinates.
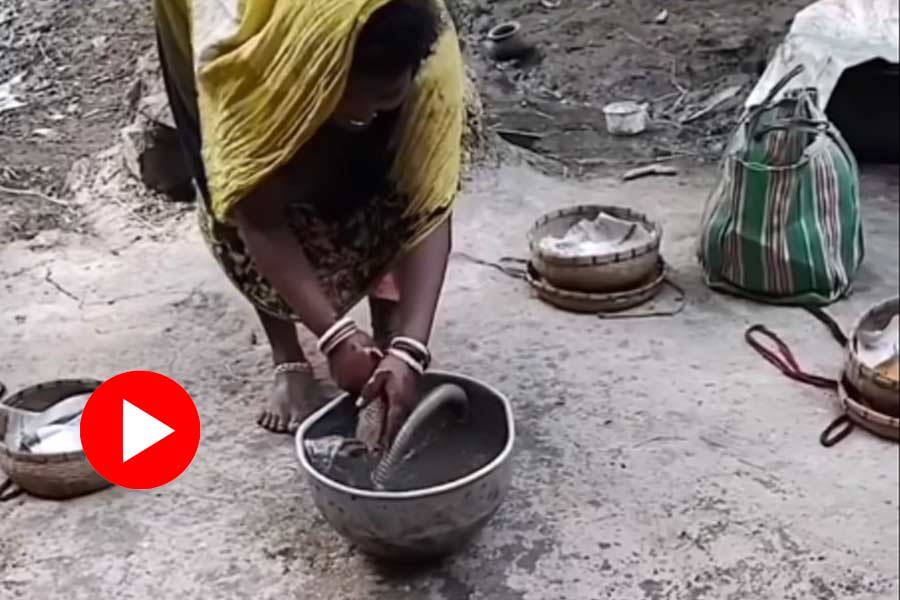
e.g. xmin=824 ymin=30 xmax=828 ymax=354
xmin=820 ymin=415 xmax=855 ymax=447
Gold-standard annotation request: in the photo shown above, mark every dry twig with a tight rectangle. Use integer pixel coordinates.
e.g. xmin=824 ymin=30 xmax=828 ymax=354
xmin=574 ymin=152 xmax=697 ymax=167
xmin=0 ymin=184 xmax=71 ymax=207
xmin=680 ymin=84 xmax=743 ymax=124
xmin=622 ymin=164 xmax=680 ymax=181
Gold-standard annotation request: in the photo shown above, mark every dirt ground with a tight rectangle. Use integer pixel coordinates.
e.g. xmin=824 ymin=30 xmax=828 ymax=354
xmin=0 ymin=0 xmax=810 ymax=242
xmin=1 ymin=160 xmax=898 ymax=599
xmin=1 ymin=0 xmax=899 ymax=598
xmin=0 ymin=0 xmax=154 ymax=241
xmin=456 ymin=0 xmax=808 ymax=165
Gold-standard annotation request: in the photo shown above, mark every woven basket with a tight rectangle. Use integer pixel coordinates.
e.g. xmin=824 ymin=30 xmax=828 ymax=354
xmin=0 ymin=379 xmax=111 ymax=500
xmin=837 ymin=376 xmax=899 ymax=442
xmin=525 ymin=259 xmax=666 ymax=314
xmin=845 ymin=296 xmax=899 ymax=418
xmin=527 ymin=205 xmax=662 ymax=293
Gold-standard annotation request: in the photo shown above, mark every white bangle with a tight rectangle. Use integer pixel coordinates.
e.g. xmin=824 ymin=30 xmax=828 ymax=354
xmin=316 ymin=317 xmax=356 ymax=354
xmin=321 ymin=325 xmax=358 ymax=356
xmin=389 ymin=336 xmax=431 ymax=369
xmin=387 ymin=347 xmax=425 ymax=375
xmin=390 ymin=336 xmax=429 ymax=357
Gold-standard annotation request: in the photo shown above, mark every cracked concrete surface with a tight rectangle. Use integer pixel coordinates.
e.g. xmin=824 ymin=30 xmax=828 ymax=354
xmin=1 ymin=161 xmax=898 ymax=599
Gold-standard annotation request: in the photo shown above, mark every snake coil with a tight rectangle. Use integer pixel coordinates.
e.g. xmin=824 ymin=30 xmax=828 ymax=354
xmin=371 ymin=383 xmax=469 ymax=490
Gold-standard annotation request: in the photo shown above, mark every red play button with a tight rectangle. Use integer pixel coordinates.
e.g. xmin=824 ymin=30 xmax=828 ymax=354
xmin=80 ymin=371 xmax=201 ymax=489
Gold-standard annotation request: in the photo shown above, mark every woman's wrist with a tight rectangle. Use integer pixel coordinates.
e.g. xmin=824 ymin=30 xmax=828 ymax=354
xmin=387 ymin=336 xmax=431 ymax=372
xmin=389 ymin=313 xmax=436 ymax=350
xmin=387 ymin=348 xmax=425 ymax=375
xmin=317 ymin=317 xmax=358 ymax=356
xmin=290 ymin=284 xmax=339 ymax=337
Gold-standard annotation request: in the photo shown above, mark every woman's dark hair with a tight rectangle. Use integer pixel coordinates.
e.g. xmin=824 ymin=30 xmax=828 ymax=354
xmin=353 ymin=0 xmax=441 ymax=78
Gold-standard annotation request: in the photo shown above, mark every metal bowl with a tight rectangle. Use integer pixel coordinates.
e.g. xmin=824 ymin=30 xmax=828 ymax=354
xmin=0 ymin=379 xmax=111 ymax=500
xmin=845 ymin=296 xmax=899 ymax=417
xmin=527 ymin=205 xmax=662 ymax=293
xmin=295 ymin=371 xmax=515 ymax=563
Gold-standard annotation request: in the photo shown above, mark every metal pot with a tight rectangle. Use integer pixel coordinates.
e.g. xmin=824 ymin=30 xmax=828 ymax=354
xmin=603 ymin=101 xmax=650 ymax=136
xmin=486 ymin=21 xmax=533 ymax=62
xmin=527 ymin=204 xmax=662 ymax=293
xmin=295 ymin=371 xmax=515 ymax=562
xmin=845 ymin=296 xmax=899 ymax=417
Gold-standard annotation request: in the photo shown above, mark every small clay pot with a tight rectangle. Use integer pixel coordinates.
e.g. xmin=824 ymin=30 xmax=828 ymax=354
xmin=486 ymin=21 xmax=533 ymax=62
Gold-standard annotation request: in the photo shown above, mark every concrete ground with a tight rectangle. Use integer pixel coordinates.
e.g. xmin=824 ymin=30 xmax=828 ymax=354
xmin=1 ymin=159 xmax=897 ymax=600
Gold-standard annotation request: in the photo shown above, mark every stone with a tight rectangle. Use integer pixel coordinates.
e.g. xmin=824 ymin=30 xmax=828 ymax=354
xmin=120 ymin=52 xmax=195 ymax=203
xmin=137 ymin=92 xmax=176 ymax=130
xmin=121 ymin=119 xmax=195 ymax=203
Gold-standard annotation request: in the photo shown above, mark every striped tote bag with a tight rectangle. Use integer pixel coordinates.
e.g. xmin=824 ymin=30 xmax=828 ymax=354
xmin=699 ymin=67 xmax=864 ymax=306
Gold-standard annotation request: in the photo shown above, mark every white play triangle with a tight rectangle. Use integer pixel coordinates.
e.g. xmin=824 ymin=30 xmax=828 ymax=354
xmin=122 ymin=399 xmax=175 ymax=463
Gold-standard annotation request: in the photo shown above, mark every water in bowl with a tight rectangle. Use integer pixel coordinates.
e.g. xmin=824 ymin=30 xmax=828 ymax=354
xmin=305 ymin=406 xmax=502 ymax=492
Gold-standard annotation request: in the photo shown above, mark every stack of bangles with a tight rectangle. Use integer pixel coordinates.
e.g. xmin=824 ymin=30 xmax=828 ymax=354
xmin=316 ymin=317 xmax=360 ymax=356
xmin=387 ymin=336 xmax=431 ymax=375
xmin=316 ymin=318 xmax=431 ymax=375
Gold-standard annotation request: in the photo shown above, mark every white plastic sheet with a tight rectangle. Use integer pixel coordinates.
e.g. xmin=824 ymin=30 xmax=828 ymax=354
xmin=537 ymin=212 xmax=652 ymax=260
xmin=746 ymin=0 xmax=899 ymax=109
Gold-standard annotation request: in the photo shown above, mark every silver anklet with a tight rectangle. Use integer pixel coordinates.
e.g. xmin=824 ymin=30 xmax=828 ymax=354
xmin=274 ymin=362 xmax=312 ymax=376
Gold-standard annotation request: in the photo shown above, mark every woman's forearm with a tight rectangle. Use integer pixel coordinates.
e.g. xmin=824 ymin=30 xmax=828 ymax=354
xmin=233 ymin=184 xmax=338 ymax=337
xmin=239 ymin=225 xmax=338 ymax=336
xmin=394 ymin=217 xmax=452 ymax=344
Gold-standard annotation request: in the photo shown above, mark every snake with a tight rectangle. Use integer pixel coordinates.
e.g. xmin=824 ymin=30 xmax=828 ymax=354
xmin=355 ymin=383 xmax=469 ymax=490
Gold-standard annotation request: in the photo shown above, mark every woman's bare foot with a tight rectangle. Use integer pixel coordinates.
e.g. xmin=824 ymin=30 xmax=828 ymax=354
xmin=253 ymin=309 xmax=337 ymax=434
xmin=258 ymin=363 xmax=337 ymax=434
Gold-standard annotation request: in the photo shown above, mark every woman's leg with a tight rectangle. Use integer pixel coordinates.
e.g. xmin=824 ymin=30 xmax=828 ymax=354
xmin=255 ymin=308 xmax=334 ymax=433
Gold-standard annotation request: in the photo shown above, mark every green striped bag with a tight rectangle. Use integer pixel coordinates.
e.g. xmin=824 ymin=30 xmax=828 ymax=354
xmin=699 ymin=66 xmax=864 ymax=306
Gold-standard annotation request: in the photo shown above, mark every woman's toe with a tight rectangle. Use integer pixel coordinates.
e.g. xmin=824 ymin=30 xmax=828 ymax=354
xmin=257 ymin=411 xmax=270 ymax=429
xmin=273 ymin=415 xmax=290 ymax=434
xmin=258 ymin=411 xmax=282 ymax=433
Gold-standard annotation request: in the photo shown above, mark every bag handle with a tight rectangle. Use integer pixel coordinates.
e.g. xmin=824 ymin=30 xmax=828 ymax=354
xmin=744 ymin=65 xmax=806 ymax=129
xmin=748 ymin=110 xmax=857 ymax=172
xmin=745 ymin=307 xmax=862 ymax=448
xmin=752 ymin=123 xmax=829 ymax=142
xmin=754 ymin=117 xmax=829 ymax=131
xmin=745 ymin=325 xmax=838 ymax=389
xmin=805 ymin=306 xmax=848 ymax=346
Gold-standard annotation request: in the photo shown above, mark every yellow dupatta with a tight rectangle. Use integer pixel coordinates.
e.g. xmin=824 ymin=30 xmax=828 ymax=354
xmin=154 ymin=0 xmax=465 ymax=250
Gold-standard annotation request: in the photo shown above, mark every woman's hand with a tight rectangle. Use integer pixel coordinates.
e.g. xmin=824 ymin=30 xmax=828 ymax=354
xmin=328 ymin=331 xmax=382 ymax=394
xmin=360 ymin=354 xmax=420 ymax=446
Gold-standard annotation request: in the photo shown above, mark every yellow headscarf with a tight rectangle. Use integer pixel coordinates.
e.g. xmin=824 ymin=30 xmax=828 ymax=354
xmin=157 ymin=0 xmax=464 ymax=240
